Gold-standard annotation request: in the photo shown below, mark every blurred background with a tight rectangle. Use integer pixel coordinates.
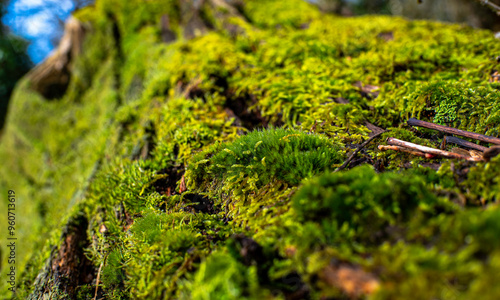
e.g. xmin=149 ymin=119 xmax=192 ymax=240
xmin=314 ymin=0 xmax=500 ymax=30
xmin=0 ymin=0 xmax=500 ymax=129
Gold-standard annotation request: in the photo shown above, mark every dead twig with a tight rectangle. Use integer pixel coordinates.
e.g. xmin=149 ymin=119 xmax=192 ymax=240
xmin=476 ymin=0 xmax=500 ymax=15
xmin=444 ymin=136 xmax=489 ymax=152
xmin=93 ymin=258 xmax=105 ymax=300
xmin=386 ymin=138 xmax=484 ymax=161
xmin=407 ymin=118 xmax=500 ymax=145
xmin=483 ymin=146 xmax=500 ymax=161
xmin=377 ymin=145 xmax=434 ymax=158
xmin=335 ymin=130 xmax=386 ymax=172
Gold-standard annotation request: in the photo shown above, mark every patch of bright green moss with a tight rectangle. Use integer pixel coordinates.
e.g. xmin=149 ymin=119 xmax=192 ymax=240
xmin=403 ymin=81 xmax=500 ymax=136
xmin=188 ymin=127 xmax=344 ymax=191
xmin=179 ymin=250 xmax=265 ymax=300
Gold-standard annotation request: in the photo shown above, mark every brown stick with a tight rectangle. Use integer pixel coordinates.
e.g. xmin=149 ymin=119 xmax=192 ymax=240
xmin=94 ymin=259 xmax=105 ymax=300
xmin=386 ymin=138 xmax=484 ymax=161
xmin=445 ymin=136 xmax=488 ymax=152
xmin=407 ymin=118 xmax=500 ymax=145
xmin=335 ymin=130 xmax=386 ymax=172
xmin=483 ymin=146 xmax=500 ymax=161
xmin=378 ymin=145 xmax=431 ymax=157
xmin=475 ymin=0 xmax=500 ymax=15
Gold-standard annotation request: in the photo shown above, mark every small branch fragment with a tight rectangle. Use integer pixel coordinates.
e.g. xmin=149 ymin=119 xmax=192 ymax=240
xmin=365 ymin=121 xmax=385 ymax=137
xmin=483 ymin=146 xmax=500 ymax=161
xmin=378 ymin=145 xmax=433 ymax=158
xmin=470 ymin=150 xmax=484 ymax=159
xmin=445 ymin=136 xmax=488 ymax=152
xmin=407 ymin=118 xmax=500 ymax=145
xmin=386 ymin=138 xmax=484 ymax=161
xmin=476 ymin=0 xmax=500 ymax=15
xmin=450 ymin=147 xmax=472 ymax=157
xmin=93 ymin=259 xmax=105 ymax=300
xmin=335 ymin=130 xmax=386 ymax=172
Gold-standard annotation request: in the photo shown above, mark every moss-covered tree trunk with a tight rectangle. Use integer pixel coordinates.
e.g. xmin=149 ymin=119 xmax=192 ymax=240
xmin=2 ymin=0 xmax=500 ymax=299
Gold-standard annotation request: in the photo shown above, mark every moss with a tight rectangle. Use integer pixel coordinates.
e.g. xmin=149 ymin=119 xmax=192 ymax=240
xmin=188 ymin=127 xmax=344 ymax=192
xmin=3 ymin=0 xmax=500 ymax=298
xmin=403 ymin=81 xmax=500 ymax=136
xmin=179 ymin=250 xmax=265 ymax=300
xmin=369 ymin=207 xmax=500 ymax=299
xmin=292 ymin=165 xmax=446 ymax=243
xmin=461 ymin=156 xmax=500 ymax=202
xmin=244 ymin=0 xmax=321 ymax=28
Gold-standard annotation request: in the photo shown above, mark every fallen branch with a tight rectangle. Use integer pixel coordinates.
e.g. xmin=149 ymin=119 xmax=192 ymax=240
xmin=444 ymin=136 xmax=488 ymax=152
xmin=407 ymin=118 xmax=500 ymax=145
xmin=386 ymin=138 xmax=484 ymax=161
xmin=335 ymin=130 xmax=386 ymax=172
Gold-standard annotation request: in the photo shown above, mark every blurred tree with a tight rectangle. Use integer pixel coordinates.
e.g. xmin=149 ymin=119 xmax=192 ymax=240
xmin=0 ymin=0 xmax=32 ymax=131
xmin=315 ymin=0 xmax=343 ymax=13
xmin=313 ymin=0 xmax=500 ymax=30
xmin=393 ymin=0 xmax=500 ymax=30
xmin=351 ymin=0 xmax=391 ymax=14
xmin=314 ymin=0 xmax=391 ymax=15
xmin=11 ymin=0 xmax=95 ymax=51
xmin=4 ymin=0 xmax=94 ymax=63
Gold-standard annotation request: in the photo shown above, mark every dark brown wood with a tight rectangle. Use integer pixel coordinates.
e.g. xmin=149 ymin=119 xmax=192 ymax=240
xmin=483 ymin=146 xmax=500 ymax=161
xmin=407 ymin=118 xmax=500 ymax=145
xmin=335 ymin=130 xmax=386 ymax=172
xmin=386 ymin=137 xmax=484 ymax=161
xmin=365 ymin=121 xmax=385 ymax=137
xmin=445 ymin=136 xmax=489 ymax=152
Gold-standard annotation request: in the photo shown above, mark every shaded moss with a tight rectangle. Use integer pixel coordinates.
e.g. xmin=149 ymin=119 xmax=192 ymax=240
xmin=292 ymin=165 xmax=446 ymax=243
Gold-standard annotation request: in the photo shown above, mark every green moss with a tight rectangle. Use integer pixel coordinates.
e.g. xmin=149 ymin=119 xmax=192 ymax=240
xmin=292 ymin=165 xmax=446 ymax=243
xmin=188 ymin=127 xmax=344 ymax=191
xmin=244 ymin=0 xmax=321 ymax=28
xmin=3 ymin=0 xmax=500 ymax=298
xmin=403 ymin=81 xmax=500 ymax=136
xmin=461 ymin=156 xmax=500 ymax=202
xmin=153 ymin=95 xmax=240 ymax=165
xmin=180 ymin=250 xmax=265 ymax=300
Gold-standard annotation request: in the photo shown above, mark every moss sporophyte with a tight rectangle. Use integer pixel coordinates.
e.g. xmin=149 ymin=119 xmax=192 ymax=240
xmin=3 ymin=0 xmax=500 ymax=298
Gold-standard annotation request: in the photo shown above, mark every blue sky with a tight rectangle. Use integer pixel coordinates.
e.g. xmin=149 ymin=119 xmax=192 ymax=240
xmin=3 ymin=0 xmax=74 ymax=63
